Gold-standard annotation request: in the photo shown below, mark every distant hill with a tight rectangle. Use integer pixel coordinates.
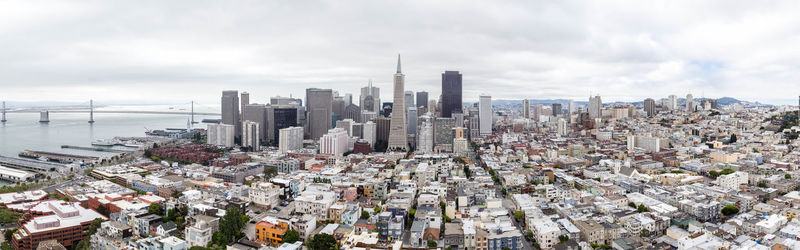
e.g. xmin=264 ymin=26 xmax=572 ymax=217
xmin=716 ymin=97 xmax=741 ymax=105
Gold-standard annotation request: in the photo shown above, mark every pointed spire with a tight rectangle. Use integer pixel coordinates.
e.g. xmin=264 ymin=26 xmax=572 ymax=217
xmin=396 ymin=54 xmax=402 ymax=74
xmin=368 ymin=79 xmax=373 ymax=95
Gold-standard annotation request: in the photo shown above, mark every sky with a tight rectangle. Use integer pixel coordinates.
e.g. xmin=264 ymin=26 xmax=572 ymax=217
xmin=1 ymin=0 xmax=800 ymax=106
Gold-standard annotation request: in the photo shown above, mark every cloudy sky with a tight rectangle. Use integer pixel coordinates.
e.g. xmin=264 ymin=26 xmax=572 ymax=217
xmin=1 ymin=0 xmax=799 ymax=106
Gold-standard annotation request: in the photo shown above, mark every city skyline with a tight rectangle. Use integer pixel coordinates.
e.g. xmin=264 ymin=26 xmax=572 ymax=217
xmin=1 ymin=1 xmax=800 ymax=105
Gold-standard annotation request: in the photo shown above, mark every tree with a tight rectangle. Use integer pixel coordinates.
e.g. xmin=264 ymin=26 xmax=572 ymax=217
xmin=148 ymin=203 xmax=162 ymax=215
xmin=307 ymin=233 xmax=337 ymax=250
xmin=374 ymin=205 xmax=382 ymax=214
xmin=786 ymin=174 xmax=792 ymax=179
xmin=640 ymin=229 xmax=650 ymax=237
xmin=758 ymin=181 xmax=768 ymax=188
xmin=88 ymin=218 xmax=104 ymax=235
xmin=514 ymin=210 xmax=524 ymax=221
xmin=0 ymin=208 xmax=20 ymax=224
xmin=216 ymin=208 xmax=247 ymax=246
xmin=96 ymin=204 xmax=110 ymax=217
xmin=729 ymin=133 xmax=737 ymax=143
xmin=526 ymin=231 xmax=534 ymax=241
xmin=559 ymin=234 xmax=569 ymax=243
xmin=722 ymin=205 xmax=740 ymax=216
xmin=427 ymin=240 xmax=437 ymax=247
xmin=4 ymin=229 xmax=17 ymax=242
xmin=361 ymin=210 xmax=370 ymax=220
xmin=283 ymin=229 xmax=300 ymax=244
xmin=628 ymin=202 xmax=636 ymax=208
xmin=709 ymin=170 xmax=720 ymax=178
xmin=720 ymin=168 xmax=735 ymax=175
xmin=637 ymin=204 xmax=649 ymax=213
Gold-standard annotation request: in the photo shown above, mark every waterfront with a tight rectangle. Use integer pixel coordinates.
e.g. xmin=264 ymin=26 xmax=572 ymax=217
xmin=0 ymin=106 xmax=218 ymax=185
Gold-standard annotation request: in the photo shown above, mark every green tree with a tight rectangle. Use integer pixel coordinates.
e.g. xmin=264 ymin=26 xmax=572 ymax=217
xmin=307 ymin=233 xmax=337 ymax=250
xmin=215 ymin=208 xmax=247 ymax=245
xmin=628 ymin=202 xmax=636 ymax=208
xmin=758 ymin=181 xmax=768 ymax=188
xmin=640 ymin=229 xmax=650 ymax=237
xmin=283 ymin=229 xmax=300 ymax=244
xmin=361 ymin=210 xmax=370 ymax=220
xmin=729 ymin=133 xmax=737 ymax=143
xmin=427 ymin=240 xmax=437 ymax=247
xmin=0 ymin=208 xmax=21 ymax=224
xmin=709 ymin=170 xmax=720 ymax=178
xmin=514 ymin=210 xmax=524 ymax=221
xmin=88 ymin=218 xmax=104 ymax=235
xmin=4 ymin=229 xmax=17 ymax=242
xmin=637 ymin=204 xmax=649 ymax=213
xmin=559 ymin=234 xmax=569 ymax=243
xmin=374 ymin=205 xmax=382 ymax=214
xmin=786 ymin=174 xmax=792 ymax=179
xmin=722 ymin=205 xmax=740 ymax=216
xmin=720 ymin=168 xmax=735 ymax=175
xmin=148 ymin=203 xmax=162 ymax=215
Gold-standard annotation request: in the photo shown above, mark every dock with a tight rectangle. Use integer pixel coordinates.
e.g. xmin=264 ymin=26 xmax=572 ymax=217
xmin=61 ymin=145 xmax=132 ymax=153
xmin=19 ymin=150 xmax=99 ymax=164
xmin=0 ymin=155 xmax=64 ymax=172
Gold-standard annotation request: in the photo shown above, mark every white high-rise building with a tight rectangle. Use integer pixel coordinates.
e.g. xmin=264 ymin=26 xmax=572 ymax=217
xmin=208 ymin=124 xmax=234 ymax=147
xmin=522 ymin=99 xmax=530 ymax=119
xmin=335 ymin=119 xmax=354 ymax=136
xmin=479 ymin=95 xmax=492 ymax=136
xmin=589 ymin=95 xmax=602 ymax=118
xmin=242 ymin=120 xmax=260 ymax=151
xmin=568 ymin=99 xmax=575 ymax=114
xmin=362 ymin=121 xmax=376 ymax=149
xmin=319 ymin=128 xmax=349 ymax=156
xmin=279 ymin=126 xmax=304 ymax=153
xmin=387 ymin=55 xmax=409 ymax=151
xmin=417 ymin=117 xmax=433 ymax=154
xmin=668 ymin=95 xmax=677 ymax=110
xmin=533 ymin=104 xmax=544 ymax=121
xmin=557 ymin=118 xmax=568 ymax=136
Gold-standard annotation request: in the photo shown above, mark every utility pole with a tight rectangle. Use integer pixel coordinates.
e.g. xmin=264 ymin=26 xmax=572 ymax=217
xmin=88 ymin=99 xmax=95 ymax=123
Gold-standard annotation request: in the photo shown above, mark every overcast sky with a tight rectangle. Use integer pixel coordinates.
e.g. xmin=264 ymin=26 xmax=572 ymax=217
xmin=1 ymin=0 xmax=799 ymax=106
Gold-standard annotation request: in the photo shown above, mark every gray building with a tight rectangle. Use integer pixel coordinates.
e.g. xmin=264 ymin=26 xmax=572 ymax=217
xmin=242 ymin=104 xmax=267 ymax=142
xmin=305 ymin=88 xmax=333 ymax=140
xmin=416 ymin=91 xmax=428 ymax=109
xmin=221 ymin=90 xmax=241 ymax=138
xmin=434 ymin=117 xmax=456 ymax=152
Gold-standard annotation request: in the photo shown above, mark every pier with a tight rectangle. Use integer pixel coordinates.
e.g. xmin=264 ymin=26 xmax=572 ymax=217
xmin=19 ymin=150 xmax=99 ymax=164
xmin=0 ymin=155 xmax=64 ymax=172
xmin=60 ymin=145 xmax=132 ymax=153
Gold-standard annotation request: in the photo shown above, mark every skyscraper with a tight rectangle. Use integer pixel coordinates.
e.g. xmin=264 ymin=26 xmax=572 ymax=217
xmin=533 ymin=104 xmax=544 ymax=121
xmin=404 ymin=91 xmax=414 ymax=111
xmin=416 ymin=91 xmax=428 ymax=109
xmin=242 ymin=120 xmax=260 ymax=151
xmin=240 ymin=91 xmax=250 ymax=121
xmin=522 ymin=99 xmax=530 ymax=119
xmin=221 ymin=90 xmax=241 ymax=138
xmin=359 ymin=80 xmax=380 ymax=114
xmin=208 ymin=123 xmax=235 ymax=147
xmin=362 ymin=121 xmax=376 ymax=149
xmin=589 ymin=95 xmax=602 ymax=119
xmin=407 ymin=107 xmax=417 ymax=137
xmin=306 ymin=88 xmax=333 ymax=140
xmin=479 ymin=95 xmax=492 ymax=136
xmin=242 ymin=104 xmax=267 ymax=142
xmin=568 ymin=99 xmax=574 ymax=114
xmin=668 ymin=95 xmax=677 ymax=110
xmin=387 ymin=55 xmax=409 ymax=151
xmin=441 ymin=71 xmax=463 ymax=118
xmin=643 ymin=98 xmax=656 ymax=117
xmin=686 ymin=94 xmax=694 ymax=112
xmin=552 ymin=103 xmax=562 ymax=116
xmin=557 ymin=118 xmax=568 ymax=136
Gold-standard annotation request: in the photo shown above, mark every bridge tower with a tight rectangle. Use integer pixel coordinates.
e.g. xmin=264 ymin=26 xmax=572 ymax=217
xmin=1 ymin=101 xmax=6 ymax=122
xmin=191 ymin=101 xmax=197 ymax=124
xmin=88 ymin=99 xmax=95 ymax=123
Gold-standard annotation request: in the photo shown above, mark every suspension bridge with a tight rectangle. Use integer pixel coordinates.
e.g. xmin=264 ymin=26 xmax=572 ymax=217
xmin=0 ymin=100 xmax=220 ymax=123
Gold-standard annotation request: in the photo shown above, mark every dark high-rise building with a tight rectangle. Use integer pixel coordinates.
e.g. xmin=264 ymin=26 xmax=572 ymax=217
xmin=552 ymin=103 xmax=562 ymax=116
xmin=332 ymin=96 xmax=346 ymax=122
xmin=381 ymin=102 xmax=393 ymax=118
xmin=305 ymin=88 xmax=333 ymax=140
xmin=644 ymin=98 xmax=656 ymax=117
xmin=373 ymin=116 xmax=391 ymax=146
xmin=440 ymin=71 xmax=463 ymax=118
xmin=221 ymin=90 xmax=241 ymax=138
xmin=272 ymin=106 xmax=298 ymax=144
xmin=416 ymin=91 xmax=428 ymax=109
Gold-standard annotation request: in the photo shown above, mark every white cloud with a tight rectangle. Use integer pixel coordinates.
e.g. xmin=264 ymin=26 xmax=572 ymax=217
xmin=0 ymin=0 xmax=798 ymax=105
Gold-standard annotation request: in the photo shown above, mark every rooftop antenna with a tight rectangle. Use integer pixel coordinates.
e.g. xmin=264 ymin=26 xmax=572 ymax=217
xmin=88 ymin=99 xmax=95 ymax=123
